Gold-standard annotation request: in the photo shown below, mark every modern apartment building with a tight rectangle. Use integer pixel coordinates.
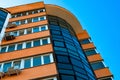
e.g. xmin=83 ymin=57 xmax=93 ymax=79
xmin=0 ymin=2 xmax=113 ymax=80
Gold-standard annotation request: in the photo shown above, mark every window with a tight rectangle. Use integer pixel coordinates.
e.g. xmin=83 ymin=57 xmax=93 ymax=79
xmin=42 ymin=38 xmax=48 ymax=45
xmin=32 ymin=17 xmax=39 ymax=22
xmin=41 ymin=26 xmax=46 ymax=31
xmin=91 ymin=62 xmax=105 ymax=70
xmin=24 ymin=58 xmax=31 ymax=68
xmin=26 ymin=41 xmax=32 ymax=48
xmin=13 ymin=60 xmax=21 ymax=69
xmin=33 ymin=27 xmax=39 ymax=33
xmin=26 ymin=28 xmax=32 ymax=34
xmin=33 ymin=39 xmax=40 ymax=47
xmin=54 ymin=41 xmax=64 ymax=47
xmin=61 ymin=75 xmax=75 ymax=80
xmin=8 ymin=45 xmax=15 ymax=52
xmin=33 ymin=56 xmax=41 ymax=66
xmin=40 ymin=16 xmax=45 ymax=21
xmin=19 ymin=29 xmax=24 ymax=36
xmin=17 ymin=43 xmax=23 ymax=50
xmin=21 ymin=19 xmax=26 ymax=24
xmin=58 ymin=63 xmax=72 ymax=69
xmin=80 ymin=39 xmax=91 ymax=44
xmin=57 ymin=55 xmax=69 ymax=63
xmin=27 ymin=18 xmax=32 ymax=23
xmin=3 ymin=62 xmax=12 ymax=72
xmin=0 ymin=46 xmax=7 ymax=53
xmin=43 ymin=55 xmax=50 ymax=64
xmin=59 ymin=69 xmax=74 ymax=75
xmin=85 ymin=49 xmax=97 ymax=56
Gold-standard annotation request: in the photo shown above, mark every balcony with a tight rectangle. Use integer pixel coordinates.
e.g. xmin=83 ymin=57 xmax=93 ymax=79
xmin=7 ymin=23 xmax=17 ymax=29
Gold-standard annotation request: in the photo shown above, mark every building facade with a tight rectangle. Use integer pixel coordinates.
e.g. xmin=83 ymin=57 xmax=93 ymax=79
xmin=0 ymin=2 xmax=113 ymax=80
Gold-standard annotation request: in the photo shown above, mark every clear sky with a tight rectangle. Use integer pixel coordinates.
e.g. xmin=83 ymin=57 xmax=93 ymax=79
xmin=0 ymin=0 xmax=120 ymax=79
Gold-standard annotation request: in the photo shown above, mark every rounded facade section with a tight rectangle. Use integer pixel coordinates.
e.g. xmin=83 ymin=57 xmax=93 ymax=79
xmin=48 ymin=16 xmax=96 ymax=80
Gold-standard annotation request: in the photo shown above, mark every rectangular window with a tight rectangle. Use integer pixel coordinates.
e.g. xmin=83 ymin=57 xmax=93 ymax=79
xmin=8 ymin=45 xmax=15 ymax=52
xmin=33 ymin=56 xmax=41 ymax=66
xmin=40 ymin=16 xmax=45 ymax=21
xmin=13 ymin=31 xmax=18 ymax=36
xmin=24 ymin=58 xmax=31 ymax=68
xmin=19 ymin=30 xmax=24 ymax=36
xmin=80 ymin=39 xmax=91 ymax=44
xmin=0 ymin=46 xmax=7 ymax=53
xmin=27 ymin=18 xmax=32 ymax=23
xmin=54 ymin=41 xmax=64 ymax=47
xmin=26 ymin=28 xmax=32 ymax=34
xmin=91 ymin=62 xmax=105 ymax=70
xmin=13 ymin=60 xmax=21 ymax=69
xmin=43 ymin=55 xmax=50 ymax=64
xmin=42 ymin=38 xmax=48 ymax=45
xmin=26 ymin=42 xmax=32 ymax=48
xmin=21 ymin=19 xmax=26 ymax=24
xmin=33 ymin=39 xmax=40 ymax=47
xmin=85 ymin=49 xmax=97 ymax=56
xmin=3 ymin=62 xmax=12 ymax=72
xmin=32 ymin=17 xmax=39 ymax=22
xmin=41 ymin=26 xmax=46 ymax=31
xmin=33 ymin=26 xmax=39 ymax=33
xmin=17 ymin=43 xmax=23 ymax=50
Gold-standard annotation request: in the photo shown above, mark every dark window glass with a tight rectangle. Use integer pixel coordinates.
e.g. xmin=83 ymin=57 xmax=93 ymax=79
xmin=21 ymin=12 xmax=26 ymax=16
xmin=27 ymin=18 xmax=32 ymax=23
xmin=51 ymin=30 xmax=61 ymax=35
xmin=15 ymin=21 xmax=20 ymax=25
xmin=70 ymin=58 xmax=83 ymax=68
xmin=16 ymin=13 xmax=21 ymax=17
xmin=33 ymin=56 xmax=41 ymax=66
xmin=54 ymin=41 xmax=64 ymax=47
xmin=8 ymin=45 xmax=15 ymax=52
xmin=26 ymin=28 xmax=32 ymax=34
xmin=13 ymin=60 xmax=21 ymax=69
xmin=24 ymin=58 xmax=31 ymax=68
xmin=42 ymin=39 xmax=48 ymax=45
xmin=19 ymin=30 xmax=24 ymax=36
xmin=85 ymin=49 xmax=97 ymax=56
xmin=54 ymin=47 xmax=67 ymax=52
xmin=1 ymin=47 xmax=7 ymax=53
xmin=80 ymin=39 xmax=90 ymax=44
xmin=91 ymin=62 xmax=105 ymax=70
xmin=3 ymin=62 xmax=12 ymax=72
xmin=55 ymin=51 xmax=68 ymax=56
xmin=58 ymin=63 xmax=72 ymax=69
xmin=26 ymin=42 xmax=32 ymax=48
xmin=33 ymin=27 xmax=39 ymax=33
xmin=43 ymin=55 xmax=50 ymax=64
xmin=50 ymin=25 xmax=60 ymax=30
xmin=61 ymin=75 xmax=75 ymax=80
xmin=41 ymin=26 xmax=46 ymax=31
xmin=40 ymin=16 xmax=45 ymax=21
xmin=66 ymin=43 xmax=77 ymax=52
xmin=17 ymin=44 xmax=23 ymax=50
xmin=59 ymin=69 xmax=74 ymax=75
xmin=103 ymin=78 xmax=112 ymax=80
xmin=33 ymin=10 xmax=38 ymax=14
xmin=75 ymin=72 xmax=88 ymax=80
xmin=33 ymin=17 xmax=39 ymax=22
xmin=57 ymin=55 xmax=69 ymax=63
xmin=13 ymin=31 xmax=18 ymax=36
xmin=39 ymin=9 xmax=43 ymax=12
xmin=33 ymin=39 xmax=40 ymax=47
xmin=73 ymin=66 xmax=86 ymax=75
xmin=21 ymin=20 xmax=26 ymax=24
xmin=28 ymin=10 xmax=32 ymax=15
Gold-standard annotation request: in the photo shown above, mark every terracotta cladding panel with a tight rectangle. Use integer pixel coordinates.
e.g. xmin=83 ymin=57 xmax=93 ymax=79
xmin=6 ymin=20 xmax=48 ymax=32
xmin=94 ymin=68 xmax=113 ymax=79
xmin=2 ymin=30 xmax=50 ymax=45
xmin=87 ymin=54 xmax=103 ymax=62
xmin=77 ymin=30 xmax=90 ymax=40
xmin=81 ymin=43 xmax=95 ymax=50
xmin=9 ymin=12 xmax=46 ymax=22
xmin=0 ymin=44 xmax=53 ymax=62
xmin=3 ymin=63 xmax=57 ymax=80
xmin=6 ymin=2 xmax=45 ymax=14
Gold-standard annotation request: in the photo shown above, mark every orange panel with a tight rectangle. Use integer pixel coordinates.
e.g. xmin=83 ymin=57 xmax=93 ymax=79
xmin=77 ymin=30 xmax=90 ymax=40
xmin=9 ymin=12 xmax=46 ymax=22
xmin=1 ymin=30 xmax=50 ymax=45
xmin=6 ymin=2 xmax=45 ymax=14
xmin=3 ymin=63 xmax=57 ymax=80
xmin=87 ymin=54 xmax=103 ymax=62
xmin=81 ymin=43 xmax=95 ymax=50
xmin=94 ymin=68 xmax=113 ymax=79
xmin=0 ymin=44 xmax=53 ymax=62
xmin=6 ymin=20 xmax=48 ymax=32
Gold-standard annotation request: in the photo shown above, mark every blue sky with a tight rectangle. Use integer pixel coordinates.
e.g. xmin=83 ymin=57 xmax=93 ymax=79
xmin=0 ymin=0 xmax=120 ymax=79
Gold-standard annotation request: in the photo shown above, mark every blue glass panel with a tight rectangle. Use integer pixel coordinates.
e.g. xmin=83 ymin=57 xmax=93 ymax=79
xmin=91 ymin=62 xmax=105 ymax=70
xmin=8 ymin=45 xmax=15 ymax=52
xmin=59 ymin=69 xmax=74 ymax=75
xmin=33 ymin=56 xmax=41 ymax=66
xmin=80 ymin=39 xmax=90 ymax=44
xmin=42 ymin=39 xmax=48 ymax=45
xmin=0 ymin=47 xmax=7 ymax=53
xmin=40 ymin=17 xmax=45 ymax=21
xmin=33 ymin=27 xmax=39 ymax=33
xmin=54 ymin=41 xmax=64 ymax=47
xmin=33 ymin=40 xmax=40 ymax=47
xmin=17 ymin=44 xmax=22 ymax=50
xmin=54 ymin=47 xmax=67 ymax=52
xmin=26 ymin=42 xmax=31 ymax=48
xmin=3 ymin=62 xmax=12 ymax=72
xmin=85 ymin=49 xmax=97 ymax=56
xmin=41 ymin=26 xmax=46 ymax=31
xmin=61 ymin=75 xmax=75 ymax=80
xmin=57 ymin=55 xmax=69 ymax=63
xmin=33 ymin=17 xmax=39 ymax=22
xmin=43 ymin=55 xmax=50 ymax=64
xmin=58 ymin=63 xmax=72 ymax=69
xmin=24 ymin=59 xmax=31 ymax=68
